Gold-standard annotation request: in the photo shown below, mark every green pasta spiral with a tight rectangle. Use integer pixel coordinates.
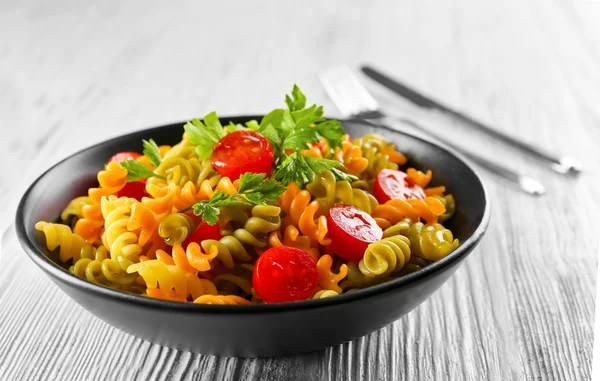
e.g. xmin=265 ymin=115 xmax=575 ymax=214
xmin=70 ymin=246 xmax=138 ymax=288
xmin=306 ymin=170 xmax=379 ymax=215
xmin=201 ymin=235 xmax=252 ymax=269
xmin=158 ymin=213 xmax=196 ymax=245
xmin=151 ymin=157 xmax=220 ymax=187
xmin=352 ymin=134 xmax=398 ymax=179
xmin=359 ymin=235 xmax=411 ymax=278
xmin=231 ymin=204 xmax=281 ymax=248
xmin=406 ymin=222 xmax=459 ymax=261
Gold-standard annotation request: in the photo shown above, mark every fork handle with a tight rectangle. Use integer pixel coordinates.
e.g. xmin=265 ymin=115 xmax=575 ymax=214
xmin=363 ymin=116 xmax=546 ymax=196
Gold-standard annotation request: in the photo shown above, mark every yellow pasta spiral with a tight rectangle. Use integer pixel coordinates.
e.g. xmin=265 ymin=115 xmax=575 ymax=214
xmin=128 ymin=259 xmax=217 ymax=300
xmin=101 ymin=196 xmax=142 ymax=271
xmin=35 ymin=221 xmax=95 ymax=263
xmin=193 ymin=295 xmax=251 ymax=305
xmin=312 ymin=289 xmax=340 ymax=299
xmin=60 ymin=196 xmax=94 ymax=222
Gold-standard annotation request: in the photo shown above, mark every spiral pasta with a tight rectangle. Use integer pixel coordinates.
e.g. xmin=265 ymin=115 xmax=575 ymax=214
xmin=306 ymin=171 xmax=379 ymax=215
xmin=35 ymin=221 xmax=95 ymax=263
xmin=372 ymin=197 xmax=446 ymax=228
xmin=406 ymin=222 xmax=459 ymax=261
xmin=60 ymin=196 xmax=94 ymax=222
xmin=358 ymin=235 xmax=411 ymax=278
xmin=101 ymin=196 xmax=143 ymax=271
xmin=194 ymin=295 xmax=252 ymax=305
xmin=36 ymin=88 xmax=461 ymax=304
xmin=128 ymin=259 xmax=217 ymax=301
xmin=279 ymin=183 xmax=330 ymax=245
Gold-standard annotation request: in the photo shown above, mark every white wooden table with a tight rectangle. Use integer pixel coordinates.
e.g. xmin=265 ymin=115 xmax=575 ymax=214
xmin=1 ymin=1 xmax=599 ymax=380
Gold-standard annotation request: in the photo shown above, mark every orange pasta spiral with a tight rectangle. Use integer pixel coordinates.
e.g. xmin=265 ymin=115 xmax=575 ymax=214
xmin=316 ymin=254 xmax=348 ymax=293
xmin=279 ymin=183 xmax=330 ymax=245
xmin=334 ymin=140 xmax=369 ymax=175
xmin=172 ymin=177 xmax=239 ymax=211
xmin=194 ymin=295 xmax=252 ymax=305
xmin=268 ymin=225 xmax=320 ymax=261
xmin=406 ymin=168 xmax=432 ymax=189
xmin=372 ymin=197 xmax=446 ymax=227
xmin=157 ymin=243 xmax=219 ymax=273
xmin=74 ymin=161 xmax=128 ymax=243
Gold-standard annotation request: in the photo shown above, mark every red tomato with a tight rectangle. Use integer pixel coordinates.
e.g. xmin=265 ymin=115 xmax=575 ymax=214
xmin=116 ymin=181 xmax=147 ymax=201
xmin=252 ymin=246 xmax=318 ymax=303
xmin=372 ymin=169 xmax=425 ymax=203
xmin=107 ymin=151 xmax=142 ymax=164
xmin=326 ymin=205 xmax=383 ymax=262
xmin=212 ymin=130 xmax=274 ymax=181
xmin=182 ymin=222 xmax=223 ymax=249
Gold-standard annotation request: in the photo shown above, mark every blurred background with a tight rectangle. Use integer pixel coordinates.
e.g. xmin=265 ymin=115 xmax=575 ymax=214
xmin=1 ymin=1 xmax=599 ymax=380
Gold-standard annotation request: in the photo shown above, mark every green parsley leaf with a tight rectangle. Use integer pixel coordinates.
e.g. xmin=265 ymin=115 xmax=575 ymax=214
xmin=142 ymin=139 xmax=162 ymax=167
xmin=250 ymin=178 xmax=286 ymax=201
xmin=285 ymin=84 xmax=307 ymax=112
xmin=183 ymin=112 xmax=225 ymax=160
xmin=304 ymin=155 xmax=344 ymax=174
xmin=281 ymin=126 xmax=320 ymax=151
xmin=237 ymin=173 xmax=265 ymax=193
xmin=228 ymin=122 xmax=246 ymax=133
xmin=191 ymin=202 xmax=220 ymax=225
xmin=331 ymin=167 xmax=359 ymax=182
xmin=274 ymin=151 xmax=347 ymax=186
xmin=185 ymin=172 xmax=285 ymax=224
xmin=120 ymin=160 xmax=166 ymax=182
xmin=259 ymin=124 xmax=281 ymax=152
xmin=245 ymin=119 xmax=259 ymax=130
xmin=274 ymin=152 xmax=313 ymax=186
xmin=314 ymin=119 xmax=345 ymax=150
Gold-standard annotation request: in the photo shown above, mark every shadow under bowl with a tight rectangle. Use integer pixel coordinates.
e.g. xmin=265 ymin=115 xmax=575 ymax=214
xmin=15 ymin=117 xmax=490 ymax=357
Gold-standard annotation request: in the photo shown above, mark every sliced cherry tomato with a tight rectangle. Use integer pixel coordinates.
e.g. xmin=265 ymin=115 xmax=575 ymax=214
xmin=252 ymin=246 xmax=318 ymax=303
xmin=107 ymin=151 xmax=143 ymax=164
xmin=212 ymin=130 xmax=274 ymax=181
xmin=182 ymin=222 xmax=223 ymax=249
xmin=372 ymin=169 xmax=425 ymax=204
xmin=116 ymin=181 xmax=147 ymax=201
xmin=326 ymin=205 xmax=383 ymax=262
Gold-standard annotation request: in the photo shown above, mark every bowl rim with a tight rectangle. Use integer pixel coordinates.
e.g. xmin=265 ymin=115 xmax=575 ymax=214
xmin=15 ymin=116 xmax=491 ymax=314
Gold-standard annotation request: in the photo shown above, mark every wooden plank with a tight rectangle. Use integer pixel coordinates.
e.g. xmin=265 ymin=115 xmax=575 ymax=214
xmin=0 ymin=0 xmax=597 ymax=380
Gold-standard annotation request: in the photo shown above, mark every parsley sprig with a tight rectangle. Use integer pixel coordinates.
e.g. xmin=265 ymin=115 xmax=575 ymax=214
xmin=253 ymin=85 xmax=351 ymax=186
xmin=142 ymin=139 xmax=162 ymax=167
xmin=184 ymin=111 xmax=225 ymax=160
xmin=182 ymin=173 xmax=285 ymax=225
xmin=120 ymin=161 xmax=166 ymax=182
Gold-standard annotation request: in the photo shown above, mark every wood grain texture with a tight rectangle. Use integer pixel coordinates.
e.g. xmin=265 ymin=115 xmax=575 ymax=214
xmin=1 ymin=1 xmax=598 ymax=380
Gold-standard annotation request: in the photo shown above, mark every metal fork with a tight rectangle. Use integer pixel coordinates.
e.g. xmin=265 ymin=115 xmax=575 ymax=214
xmin=319 ymin=65 xmax=546 ymax=196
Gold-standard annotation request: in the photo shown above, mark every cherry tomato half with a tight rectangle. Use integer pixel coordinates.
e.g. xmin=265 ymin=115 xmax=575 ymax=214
xmin=326 ymin=205 xmax=383 ymax=262
xmin=107 ymin=151 xmax=143 ymax=164
xmin=372 ymin=169 xmax=426 ymax=204
xmin=182 ymin=222 xmax=223 ymax=249
xmin=252 ymin=246 xmax=318 ymax=303
xmin=212 ymin=130 xmax=274 ymax=181
xmin=116 ymin=181 xmax=147 ymax=201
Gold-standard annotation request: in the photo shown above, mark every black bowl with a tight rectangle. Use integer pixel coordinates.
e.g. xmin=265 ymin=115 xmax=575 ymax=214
xmin=15 ymin=116 xmax=490 ymax=357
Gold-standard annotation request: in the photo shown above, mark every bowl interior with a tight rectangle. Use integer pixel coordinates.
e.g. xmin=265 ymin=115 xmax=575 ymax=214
xmin=17 ymin=116 xmax=489 ymax=304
